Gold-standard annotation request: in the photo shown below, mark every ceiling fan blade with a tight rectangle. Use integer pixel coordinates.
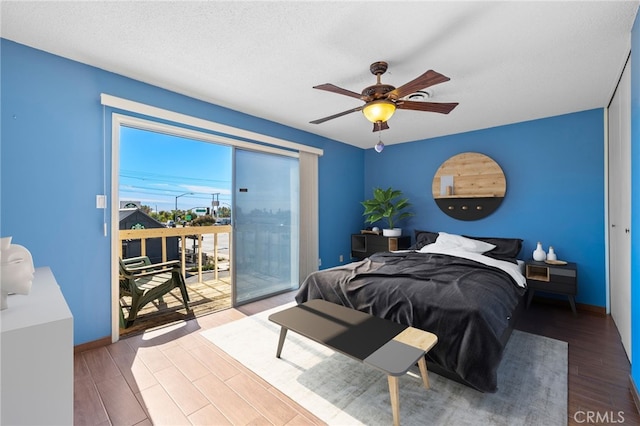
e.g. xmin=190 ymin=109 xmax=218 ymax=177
xmin=390 ymin=70 xmax=451 ymax=99
xmin=396 ymin=100 xmax=459 ymax=114
xmin=310 ymin=106 xmax=363 ymax=124
xmin=372 ymin=121 xmax=390 ymax=132
xmin=313 ymin=83 xmax=363 ymax=100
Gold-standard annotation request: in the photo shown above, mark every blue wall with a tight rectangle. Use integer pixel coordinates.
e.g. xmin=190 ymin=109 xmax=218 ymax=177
xmin=363 ymin=109 xmax=606 ymax=307
xmin=630 ymin=10 xmax=640 ymax=396
xmin=0 ymin=39 xmax=363 ymax=345
xmin=1 ymin=35 xmax=630 ymax=349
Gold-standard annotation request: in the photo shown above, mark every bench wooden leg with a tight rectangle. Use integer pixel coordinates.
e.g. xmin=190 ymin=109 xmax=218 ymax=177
xmin=388 ymin=375 xmax=400 ymax=426
xmin=417 ymin=356 xmax=429 ymax=389
xmin=276 ymin=327 xmax=288 ymax=358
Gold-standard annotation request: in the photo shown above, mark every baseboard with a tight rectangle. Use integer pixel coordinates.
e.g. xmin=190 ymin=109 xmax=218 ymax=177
xmin=630 ymin=375 xmax=640 ymax=415
xmin=74 ymin=335 xmax=112 ymax=354
xmin=576 ymin=302 xmax=606 ymax=316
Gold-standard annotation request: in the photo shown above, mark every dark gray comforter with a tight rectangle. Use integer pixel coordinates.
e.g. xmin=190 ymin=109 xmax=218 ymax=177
xmin=295 ymin=251 xmax=526 ymax=392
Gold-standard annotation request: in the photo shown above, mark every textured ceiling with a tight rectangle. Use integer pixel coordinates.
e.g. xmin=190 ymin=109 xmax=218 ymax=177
xmin=2 ymin=1 xmax=638 ymax=149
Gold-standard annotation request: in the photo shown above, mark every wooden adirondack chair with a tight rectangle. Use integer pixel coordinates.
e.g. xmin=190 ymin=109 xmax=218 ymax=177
xmin=119 ymin=256 xmax=191 ymax=328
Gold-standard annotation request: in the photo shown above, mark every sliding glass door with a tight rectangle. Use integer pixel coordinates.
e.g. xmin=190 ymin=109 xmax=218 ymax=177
xmin=233 ymin=148 xmax=299 ymax=305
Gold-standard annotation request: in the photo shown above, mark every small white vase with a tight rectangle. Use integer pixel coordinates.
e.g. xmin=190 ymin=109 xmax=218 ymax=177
xmin=533 ymin=242 xmax=546 ymax=261
xmin=383 ymin=228 xmax=402 ymax=237
xmin=547 ymin=246 xmax=557 ymax=261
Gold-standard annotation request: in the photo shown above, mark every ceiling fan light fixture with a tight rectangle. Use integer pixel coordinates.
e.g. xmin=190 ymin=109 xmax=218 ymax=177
xmin=362 ymin=100 xmax=396 ymax=123
xmin=310 ymin=62 xmax=457 ymax=128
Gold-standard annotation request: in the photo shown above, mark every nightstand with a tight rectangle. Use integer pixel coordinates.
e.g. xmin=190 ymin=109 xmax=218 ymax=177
xmin=525 ymin=260 xmax=578 ymax=315
xmin=351 ymin=233 xmax=411 ymax=260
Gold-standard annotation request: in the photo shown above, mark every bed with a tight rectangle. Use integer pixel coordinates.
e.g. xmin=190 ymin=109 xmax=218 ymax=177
xmin=295 ymin=231 xmax=527 ymax=393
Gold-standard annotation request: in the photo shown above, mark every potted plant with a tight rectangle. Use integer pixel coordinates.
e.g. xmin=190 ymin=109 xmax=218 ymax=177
xmin=361 ymin=187 xmax=413 ymax=237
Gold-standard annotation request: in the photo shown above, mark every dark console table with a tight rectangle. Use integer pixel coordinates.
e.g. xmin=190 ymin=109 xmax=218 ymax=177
xmin=351 ymin=233 xmax=411 ymax=260
xmin=525 ymin=260 xmax=578 ymax=315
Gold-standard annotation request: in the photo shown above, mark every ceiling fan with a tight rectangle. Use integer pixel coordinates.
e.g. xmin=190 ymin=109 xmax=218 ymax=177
xmin=310 ymin=61 xmax=459 ymax=132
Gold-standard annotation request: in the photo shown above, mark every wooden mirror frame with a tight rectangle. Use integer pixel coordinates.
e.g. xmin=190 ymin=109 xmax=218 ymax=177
xmin=432 ymin=152 xmax=506 ymax=220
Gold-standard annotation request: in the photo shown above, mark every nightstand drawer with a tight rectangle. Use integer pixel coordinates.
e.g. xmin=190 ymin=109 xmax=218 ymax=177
xmin=527 ymin=279 xmax=576 ymax=295
xmin=547 ymin=266 xmax=576 ymax=278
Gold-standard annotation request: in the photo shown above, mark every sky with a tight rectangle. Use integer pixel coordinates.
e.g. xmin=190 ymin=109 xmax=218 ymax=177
xmin=119 ymin=126 xmax=232 ymax=214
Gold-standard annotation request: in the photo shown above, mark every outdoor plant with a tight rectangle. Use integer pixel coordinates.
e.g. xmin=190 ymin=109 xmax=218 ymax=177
xmin=361 ymin=187 xmax=413 ymax=230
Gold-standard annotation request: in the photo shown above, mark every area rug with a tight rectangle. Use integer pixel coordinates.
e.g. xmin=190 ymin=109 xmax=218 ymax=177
xmin=201 ymin=303 xmax=568 ymax=425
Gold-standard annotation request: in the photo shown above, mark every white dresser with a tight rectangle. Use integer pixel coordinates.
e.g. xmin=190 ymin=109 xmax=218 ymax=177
xmin=1 ymin=267 xmax=74 ymax=425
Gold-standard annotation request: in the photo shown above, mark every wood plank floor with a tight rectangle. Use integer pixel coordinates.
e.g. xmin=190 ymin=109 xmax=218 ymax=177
xmin=75 ymin=292 xmax=639 ymax=425
xmin=517 ymin=298 xmax=640 ymax=425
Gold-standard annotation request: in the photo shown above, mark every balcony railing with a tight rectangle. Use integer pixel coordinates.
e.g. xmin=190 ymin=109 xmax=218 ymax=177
xmin=118 ymin=225 xmax=232 ymax=283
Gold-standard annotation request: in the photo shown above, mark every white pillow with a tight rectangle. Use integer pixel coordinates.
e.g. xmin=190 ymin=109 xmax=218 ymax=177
xmin=426 ymin=232 xmax=496 ymax=253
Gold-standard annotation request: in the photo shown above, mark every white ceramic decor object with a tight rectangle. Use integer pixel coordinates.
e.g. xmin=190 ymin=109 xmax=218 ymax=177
xmin=533 ymin=242 xmax=547 ymax=261
xmin=547 ymin=246 xmax=557 ymax=261
xmin=1 ymin=237 xmax=35 ymax=310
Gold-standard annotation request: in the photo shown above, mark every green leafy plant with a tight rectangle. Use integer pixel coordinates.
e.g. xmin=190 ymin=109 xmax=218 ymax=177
xmin=361 ymin=187 xmax=413 ymax=230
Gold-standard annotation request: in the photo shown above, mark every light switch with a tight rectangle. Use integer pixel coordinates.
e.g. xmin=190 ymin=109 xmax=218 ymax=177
xmin=96 ymin=195 xmax=106 ymax=209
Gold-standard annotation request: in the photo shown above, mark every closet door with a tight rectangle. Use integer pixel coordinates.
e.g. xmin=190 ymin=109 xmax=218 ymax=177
xmin=608 ymin=59 xmax=631 ymax=360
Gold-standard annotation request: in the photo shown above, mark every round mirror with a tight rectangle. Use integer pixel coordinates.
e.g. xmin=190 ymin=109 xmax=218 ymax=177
xmin=432 ymin=152 xmax=506 ymax=220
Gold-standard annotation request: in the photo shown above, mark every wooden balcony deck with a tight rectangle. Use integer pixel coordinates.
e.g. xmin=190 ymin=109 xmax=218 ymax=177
xmin=119 ymin=269 xmax=232 ymax=338
xmin=118 ymin=225 xmax=233 ymax=338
